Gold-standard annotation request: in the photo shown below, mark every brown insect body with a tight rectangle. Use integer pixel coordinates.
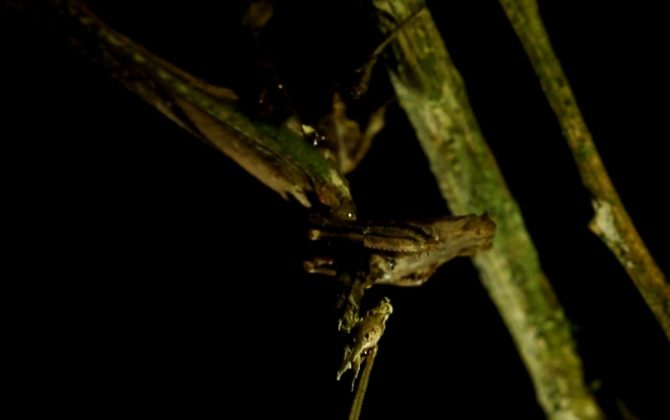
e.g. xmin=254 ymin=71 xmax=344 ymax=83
xmin=308 ymin=214 xmax=495 ymax=286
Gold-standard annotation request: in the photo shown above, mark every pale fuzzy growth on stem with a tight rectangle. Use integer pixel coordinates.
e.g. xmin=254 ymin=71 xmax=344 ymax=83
xmin=498 ymin=0 xmax=670 ymax=340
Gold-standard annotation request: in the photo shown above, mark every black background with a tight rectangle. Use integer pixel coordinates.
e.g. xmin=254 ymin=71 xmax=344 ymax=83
xmin=4 ymin=1 xmax=669 ymax=418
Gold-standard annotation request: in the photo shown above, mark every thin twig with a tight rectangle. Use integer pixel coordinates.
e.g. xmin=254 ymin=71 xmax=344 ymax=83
xmin=498 ymin=0 xmax=670 ymax=340
xmin=348 ymin=347 xmax=377 ymax=420
xmin=351 ymin=6 xmax=427 ymax=99
xmin=369 ymin=0 xmax=603 ymax=418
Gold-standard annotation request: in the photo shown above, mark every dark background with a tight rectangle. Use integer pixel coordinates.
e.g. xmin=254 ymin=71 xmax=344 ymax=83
xmin=4 ymin=1 xmax=669 ymax=418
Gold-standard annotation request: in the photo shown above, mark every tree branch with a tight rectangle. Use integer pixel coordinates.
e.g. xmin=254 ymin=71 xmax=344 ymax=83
xmin=368 ymin=1 xmax=603 ymax=418
xmin=497 ymin=0 xmax=670 ymax=340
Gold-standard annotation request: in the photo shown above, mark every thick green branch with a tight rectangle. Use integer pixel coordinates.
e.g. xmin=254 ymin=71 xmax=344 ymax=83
xmin=369 ymin=1 xmax=603 ymax=418
xmin=498 ymin=0 xmax=670 ymax=340
xmin=47 ymin=0 xmax=355 ymax=219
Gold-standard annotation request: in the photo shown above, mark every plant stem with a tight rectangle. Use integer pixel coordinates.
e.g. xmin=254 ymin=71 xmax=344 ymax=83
xmin=369 ymin=1 xmax=603 ymax=418
xmin=348 ymin=347 xmax=377 ymax=420
xmin=498 ymin=0 xmax=670 ymax=340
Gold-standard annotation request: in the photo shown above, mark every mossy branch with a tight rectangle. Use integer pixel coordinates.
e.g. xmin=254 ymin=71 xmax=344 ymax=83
xmin=497 ymin=0 xmax=670 ymax=340
xmin=369 ymin=1 xmax=603 ymax=418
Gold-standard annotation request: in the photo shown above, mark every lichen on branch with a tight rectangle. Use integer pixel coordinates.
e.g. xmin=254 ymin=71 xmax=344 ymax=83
xmin=368 ymin=0 xmax=603 ymax=418
xmin=498 ymin=0 xmax=670 ymax=340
